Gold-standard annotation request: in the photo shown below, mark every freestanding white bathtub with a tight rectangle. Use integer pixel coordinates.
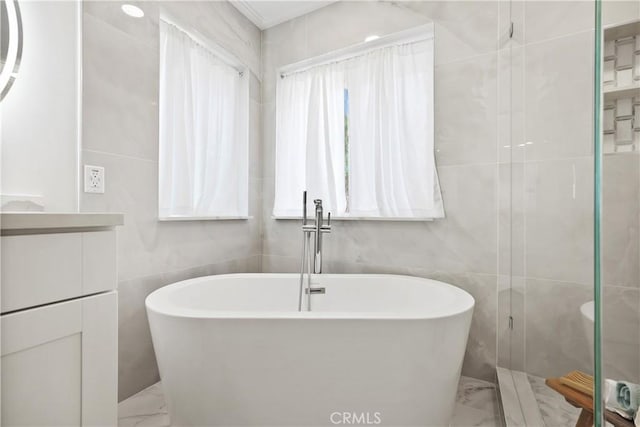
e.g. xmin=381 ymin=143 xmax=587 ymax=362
xmin=146 ymin=273 xmax=474 ymax=426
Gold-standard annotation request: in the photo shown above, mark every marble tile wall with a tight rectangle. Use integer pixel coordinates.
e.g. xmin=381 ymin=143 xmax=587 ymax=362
xmin=80 ymin=1 xmax=263 ymax=400
xmin=261 ymin=1 xmax=502 ymax=382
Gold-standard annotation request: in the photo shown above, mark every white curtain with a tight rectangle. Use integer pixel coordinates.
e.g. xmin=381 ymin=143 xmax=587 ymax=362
xmin=159 ymin=20 xmax=248 ymax=218
xmin=274 ymin=63 xmax=347 ymax=217
xmin=274 ymin=37 xmax=444 ymax=219
xmin=346 ymin=40 xmax=442 ymax=218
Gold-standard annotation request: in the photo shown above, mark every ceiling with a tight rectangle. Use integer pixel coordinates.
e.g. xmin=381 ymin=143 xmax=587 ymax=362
xmin=230 ymin=1 xmax=337 ymax=30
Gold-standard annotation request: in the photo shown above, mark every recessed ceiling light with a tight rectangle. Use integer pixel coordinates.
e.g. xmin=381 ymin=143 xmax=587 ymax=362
xmin=121 ymin=4 xmax=144 ymax=18
xmin=364 ymin=35 xmax=380 ymax=42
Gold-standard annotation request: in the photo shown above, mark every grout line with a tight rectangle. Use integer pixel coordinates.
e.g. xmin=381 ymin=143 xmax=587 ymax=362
xmin=435 ymin=50 xmax=500 ymax=68
xmin=521 ymin=27 xmax=594 ymax=49
xmin=83 ymin=10 xmax=159 ymax=50
xmin=83 ymin=149 xmax=156 ymax=164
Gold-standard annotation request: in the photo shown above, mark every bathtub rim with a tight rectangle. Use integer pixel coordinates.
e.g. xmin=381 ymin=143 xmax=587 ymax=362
xmin=145 ymin=273 xmax=475 ymax=321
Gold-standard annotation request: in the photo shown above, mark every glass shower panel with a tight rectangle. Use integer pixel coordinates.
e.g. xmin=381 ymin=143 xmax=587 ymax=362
xmin=497 ymin=0 xmax=603 ymax=424
xmin=521 ymin=2 xmax=596 ymax=383
xmin=498 ymin=2 xmax=598 ymax=380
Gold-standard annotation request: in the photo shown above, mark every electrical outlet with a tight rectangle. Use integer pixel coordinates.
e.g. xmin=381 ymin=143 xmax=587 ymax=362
xmin=84 ymin=165 xmax=105 ymax=194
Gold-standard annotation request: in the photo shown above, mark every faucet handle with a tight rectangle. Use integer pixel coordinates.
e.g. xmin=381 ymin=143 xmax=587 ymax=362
xmin=302 ymin=191 xmax=307 ymax=225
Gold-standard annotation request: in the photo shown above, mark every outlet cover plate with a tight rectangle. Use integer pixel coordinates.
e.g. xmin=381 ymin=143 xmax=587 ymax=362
xmin=84 ymin=165 xmax=105 ymax=193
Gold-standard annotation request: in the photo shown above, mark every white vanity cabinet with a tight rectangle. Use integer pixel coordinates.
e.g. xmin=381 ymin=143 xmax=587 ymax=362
xmin=0 ymin=213 xmax=123 ymax=427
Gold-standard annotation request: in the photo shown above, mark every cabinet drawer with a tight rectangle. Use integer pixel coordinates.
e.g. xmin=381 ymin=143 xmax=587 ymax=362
xmin=2 ymin=233 xmax=82 ymax=313
xmin=1 ymin=231 xmax=117 ymax=313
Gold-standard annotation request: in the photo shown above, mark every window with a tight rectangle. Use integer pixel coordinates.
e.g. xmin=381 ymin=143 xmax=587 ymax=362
xmin=273 ymin=24 xmax=443 ymax=220
xmin=159 ymin=19 xmax=248 ymax=220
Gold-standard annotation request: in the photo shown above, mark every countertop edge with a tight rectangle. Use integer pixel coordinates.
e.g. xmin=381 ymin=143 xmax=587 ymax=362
xmin=0 ymin=212 xmax=124 ymax=231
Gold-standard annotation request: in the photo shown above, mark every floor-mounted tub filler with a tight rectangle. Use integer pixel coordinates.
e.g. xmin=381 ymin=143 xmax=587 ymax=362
xmin=146 ymin=273 xmax=474 ymax=426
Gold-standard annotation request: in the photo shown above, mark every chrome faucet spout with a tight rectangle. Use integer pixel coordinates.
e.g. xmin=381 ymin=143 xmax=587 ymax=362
xmin=314 ymin=199 xmax=323 ymax=274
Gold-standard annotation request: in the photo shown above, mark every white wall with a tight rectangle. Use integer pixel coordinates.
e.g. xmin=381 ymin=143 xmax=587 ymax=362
xmin=1 ymin=1 xmax=80 ymax=212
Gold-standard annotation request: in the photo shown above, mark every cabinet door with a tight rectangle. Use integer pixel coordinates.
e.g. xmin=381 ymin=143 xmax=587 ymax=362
xmin=1 ymin=292 xmax=117 ymax=426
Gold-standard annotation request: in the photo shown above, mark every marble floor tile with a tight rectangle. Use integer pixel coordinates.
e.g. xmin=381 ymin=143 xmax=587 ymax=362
xmin=456 ymin=377 xmax=501 ymax=415
xmin=451 ymin=376 xmax=501 ymax=427
xmin=118 ymin=382 xmax=170 ymax=427
xmin=528 ymin=375 xmax=580 ymax=427
xmin=119 ymin=376 xmax=501 ymax=427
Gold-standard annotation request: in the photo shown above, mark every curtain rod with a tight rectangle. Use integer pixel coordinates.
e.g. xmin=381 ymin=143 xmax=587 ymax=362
xmin=160 ymin=17 xmax=246 ymax=77
xmin=279 ymin=22 xmax=434 ymax=79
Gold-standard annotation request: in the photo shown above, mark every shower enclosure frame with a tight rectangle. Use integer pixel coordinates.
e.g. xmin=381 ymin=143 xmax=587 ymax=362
xmin=593 ymin=1 xmax=603 ymax=425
